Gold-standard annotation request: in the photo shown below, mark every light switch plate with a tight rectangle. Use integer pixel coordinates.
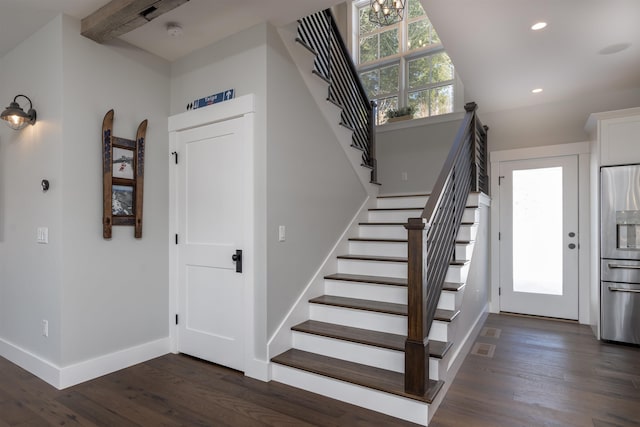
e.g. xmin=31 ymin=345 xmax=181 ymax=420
xmin=37 ymin=227 xmax=48 ymax=244
xmin=278 ymin=225 xmax=286 ymax=242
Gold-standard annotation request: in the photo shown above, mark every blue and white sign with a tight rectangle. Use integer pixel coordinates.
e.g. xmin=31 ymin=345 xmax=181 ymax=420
xmin=188 ymin=89 xmax=235 ymax=111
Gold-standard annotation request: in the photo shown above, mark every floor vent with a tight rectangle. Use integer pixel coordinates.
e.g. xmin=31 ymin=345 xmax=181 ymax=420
xmin=480 ymin=327 xmax=501 ymax=339
xmin=470 ymin=342 xmax=495 ymax=358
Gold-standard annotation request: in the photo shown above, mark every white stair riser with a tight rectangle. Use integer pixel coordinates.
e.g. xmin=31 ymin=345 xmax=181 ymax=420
xmin=292 ymin=332 xmax=444 ymax=381
xmin=376 ymin=196 xmax=429 ymax=209
xmin=457 ymin=224 xmax=477 ymax=241
xmin=359 ymin=225 xmax=407 ymax=240
xmin=349 ymin=241 xmax=407 ymax=258
xmin=309 ymin=304 xmax=451 ymax=342
xmin=445 ymin=263 xmax=470 ymax=283
xmin=368 ymin=210 xmax=423 ymax=222
xmin=455 ymin=242 xmax=474 ymax=260
xmin=429 ymin=320 xmax=450 ymax=342
xmin=292 ymin=332 xmax=405 ymax=373
xmin=437 ymin=290 xmax=464 ymax=311
xmin=337 ymin=259 xmax=407 ymax=279
xmin=310 ymin=304 xmax=406 ymax=335
xmin=325 ymin=280 xmax=407 ymax=304
xmin=271 ymin=365 xmax=430 ymax=426
xmin=462 ymin=208 xmax=480 ymax=223
xmin=429 ymin=357 xmax=445 ymax=381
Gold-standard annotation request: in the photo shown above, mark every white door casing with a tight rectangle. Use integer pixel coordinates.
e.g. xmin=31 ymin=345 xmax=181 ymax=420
xmin=498 ymin=155 xmax=579 ymax=319
xmin=168 ymin=95 xmax=261 ymax=377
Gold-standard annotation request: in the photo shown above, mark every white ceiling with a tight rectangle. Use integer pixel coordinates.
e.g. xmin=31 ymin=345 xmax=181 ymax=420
xmin=423 ymin=0 xmax=640 ymax=112
xmin=1 ymin=0 xmax=639 ymax=113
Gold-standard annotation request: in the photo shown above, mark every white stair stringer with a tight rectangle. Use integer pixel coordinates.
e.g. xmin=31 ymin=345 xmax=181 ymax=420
xmin=271 ymin=192 xmax=488 ymax=426
xmin=277 ymin=24 xmax=377 ymax=195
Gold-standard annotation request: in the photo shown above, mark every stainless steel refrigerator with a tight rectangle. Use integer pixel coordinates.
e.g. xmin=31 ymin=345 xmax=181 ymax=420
xmin=601 ymin=165 xmax=640 ymax=345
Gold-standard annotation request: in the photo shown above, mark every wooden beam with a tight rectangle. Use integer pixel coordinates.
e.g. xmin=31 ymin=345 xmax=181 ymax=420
xmin=81 ymin=0 xmax=190 ymax=44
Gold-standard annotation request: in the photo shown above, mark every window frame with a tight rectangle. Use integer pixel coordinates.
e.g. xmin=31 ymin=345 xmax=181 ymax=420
xmin=349 ymin=0 xmax=462 ymax=124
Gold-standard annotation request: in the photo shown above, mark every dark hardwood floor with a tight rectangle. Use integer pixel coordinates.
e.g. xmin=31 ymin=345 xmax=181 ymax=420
xmin=430 ymin=314 xmax=640 ymax=427
xmin=1 ymin=313 xmax=638 ymax=426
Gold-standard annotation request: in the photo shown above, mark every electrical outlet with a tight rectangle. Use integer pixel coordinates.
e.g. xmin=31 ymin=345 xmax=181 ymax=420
xmin=42 ymin=319 xmax=48 ymax=337
xmin=401 ymin=172 xmax=408 ymax=181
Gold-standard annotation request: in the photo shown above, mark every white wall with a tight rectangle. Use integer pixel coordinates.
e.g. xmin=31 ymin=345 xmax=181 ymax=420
xmin=265 ymin=24 xmax=367 ymax=336
xmin=376 ymin=114 xmax=463 ymax=194
xmin=0 ymin=16 xmax=64 ymax=365
xmin=0 ymin=13 xmax=171 ymax=381
xmin=59 ymin=16 xmax=171 ymax=366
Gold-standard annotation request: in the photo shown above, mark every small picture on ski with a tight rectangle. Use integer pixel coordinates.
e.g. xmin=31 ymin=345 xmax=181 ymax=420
xmin=112 ymin=185 xmax=134 ymax=216
xmin=113 ymin=147 xmax=134 ymax=180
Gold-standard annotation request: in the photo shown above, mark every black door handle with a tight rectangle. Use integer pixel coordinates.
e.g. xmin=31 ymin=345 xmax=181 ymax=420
xmin=232 ymin=249 xmax=242 ymax=273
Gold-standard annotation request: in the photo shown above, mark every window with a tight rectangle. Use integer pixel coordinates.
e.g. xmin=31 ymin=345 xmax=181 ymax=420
xmin=354 ymin=0 xmax=456 ymax=124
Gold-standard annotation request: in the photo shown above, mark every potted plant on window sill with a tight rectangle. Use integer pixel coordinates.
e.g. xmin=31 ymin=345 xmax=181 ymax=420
xmin=385 ymin=106 xmax=416 ymax=123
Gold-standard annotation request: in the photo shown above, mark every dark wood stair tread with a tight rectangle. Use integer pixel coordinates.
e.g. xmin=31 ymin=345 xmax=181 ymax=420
xmin=349 ymin=238 xmax=408 ymax=243
xmin=337 ymin=254 xmax=407 ymax=263
xmin=368 ymin=208 xmax=423 ymax=212
xmin=377 ymin=193 xmax=431 ymax=198
xmin=324 ymin=273 xmax=407 ymax=287
xmin=271 ymin=349 xmax=443 ymax=403
xmin=292 ymin=320 xmax=452 ymax=358
xmin=309 ymin=295 xmax=459 ymax=322
xmin=294 ymin=37 xmax=317 ymax=56
xmin=442 ymin=282 xmax=466 ymax=292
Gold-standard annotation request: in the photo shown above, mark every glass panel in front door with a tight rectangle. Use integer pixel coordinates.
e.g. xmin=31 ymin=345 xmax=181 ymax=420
xmin=512 ymin=166 xmax=563 ymax=296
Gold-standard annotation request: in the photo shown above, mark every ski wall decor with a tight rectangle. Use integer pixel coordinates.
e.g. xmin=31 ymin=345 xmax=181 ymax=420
xmin=101 ymin=109 xmax=147 ymax=239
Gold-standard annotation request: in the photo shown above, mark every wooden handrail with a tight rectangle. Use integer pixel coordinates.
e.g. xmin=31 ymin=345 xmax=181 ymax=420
xmin=404 ymin=102 xmax=488 ymax=396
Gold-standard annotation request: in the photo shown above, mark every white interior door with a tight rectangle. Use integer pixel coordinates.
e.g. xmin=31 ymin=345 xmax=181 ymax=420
xmin=176 ymin=116 xmax=246 ymax=371
xmin=499 ymin=155 xmax=579 ymax=319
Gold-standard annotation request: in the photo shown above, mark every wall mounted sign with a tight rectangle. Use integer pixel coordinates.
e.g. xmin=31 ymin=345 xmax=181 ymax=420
xmin=186 ymin=88 xmax=235 ymax=111
xmin=101 ymin=109 xmax=147 ymax=239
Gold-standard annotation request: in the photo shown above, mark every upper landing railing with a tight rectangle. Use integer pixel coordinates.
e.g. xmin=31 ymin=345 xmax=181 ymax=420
xmin=297 ymin=9 xmax=378 ymax=183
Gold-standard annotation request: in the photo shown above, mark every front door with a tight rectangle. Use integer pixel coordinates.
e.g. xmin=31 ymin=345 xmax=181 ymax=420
xmin=498 ymin=155 xmax=579 ymax=319
xmin=176 ymin=116 xmax=246 ymax=371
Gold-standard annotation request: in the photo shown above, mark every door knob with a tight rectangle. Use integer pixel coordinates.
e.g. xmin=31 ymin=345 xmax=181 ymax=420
xmin=232 ymin=250 xmax=243 ymax=273
xmin=568 ymin=243 xmax=576 ymax=249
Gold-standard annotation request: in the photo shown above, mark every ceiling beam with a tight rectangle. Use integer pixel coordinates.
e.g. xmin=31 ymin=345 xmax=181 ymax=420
xmin=81 ymin=0 xmax=190 ymax=43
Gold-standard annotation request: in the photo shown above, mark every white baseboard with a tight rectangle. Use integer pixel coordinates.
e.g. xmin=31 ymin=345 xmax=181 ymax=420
xmin=0 ymin=337 xmax=60 ymax=388
xmin=1 ymin=336 xmax=171 ymax=389
xmin=244 ymin=357 xmax=270 ymax=382
xmin=59 ymin=338 xmax=171 ymax=389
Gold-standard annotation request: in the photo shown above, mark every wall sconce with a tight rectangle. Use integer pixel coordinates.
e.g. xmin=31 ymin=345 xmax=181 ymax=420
xmin=1 ymin=94 xmax=37 ymax=130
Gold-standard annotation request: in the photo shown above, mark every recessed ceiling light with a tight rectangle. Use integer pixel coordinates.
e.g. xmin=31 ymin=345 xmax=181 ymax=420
xmin=531 ymin=22 xmax=547 ymax=31
xmin=531 ymin=88 xmax=543 ymax=94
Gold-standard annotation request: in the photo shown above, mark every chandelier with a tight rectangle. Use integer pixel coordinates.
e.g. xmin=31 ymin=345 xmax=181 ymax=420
xmin=369 ymin=0 xmax=405 ymax=27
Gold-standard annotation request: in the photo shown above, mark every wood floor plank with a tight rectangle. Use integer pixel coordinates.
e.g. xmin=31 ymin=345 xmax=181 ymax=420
xmin=1 ymin=313 xmax=638 ymax=426
xmin=430 ymin=313 xmax=640 ymax=427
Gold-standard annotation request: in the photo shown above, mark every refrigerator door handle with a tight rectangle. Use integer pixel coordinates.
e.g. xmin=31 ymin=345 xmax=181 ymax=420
xmin=608 ymin=286 xmax=640 ymax=294
xmin=608 ymin=263 xmax=640 ymax=270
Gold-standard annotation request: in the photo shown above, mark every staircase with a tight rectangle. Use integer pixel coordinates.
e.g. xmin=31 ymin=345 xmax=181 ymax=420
xmin=271 ymin=193 xmax=481 ymax=425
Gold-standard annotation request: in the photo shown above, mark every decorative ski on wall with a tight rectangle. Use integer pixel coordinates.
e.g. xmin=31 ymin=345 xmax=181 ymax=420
xmin=101 ymin=109 xmax=147 ymax=239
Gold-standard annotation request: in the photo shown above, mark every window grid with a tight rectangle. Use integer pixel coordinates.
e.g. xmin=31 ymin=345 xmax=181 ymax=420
xmin=355 ymin=0 xmax=455 ymax=124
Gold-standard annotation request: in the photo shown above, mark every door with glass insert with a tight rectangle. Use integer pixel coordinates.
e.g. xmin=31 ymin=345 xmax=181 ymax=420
xmin=499 ymin=155 xmax=579 ymax=319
